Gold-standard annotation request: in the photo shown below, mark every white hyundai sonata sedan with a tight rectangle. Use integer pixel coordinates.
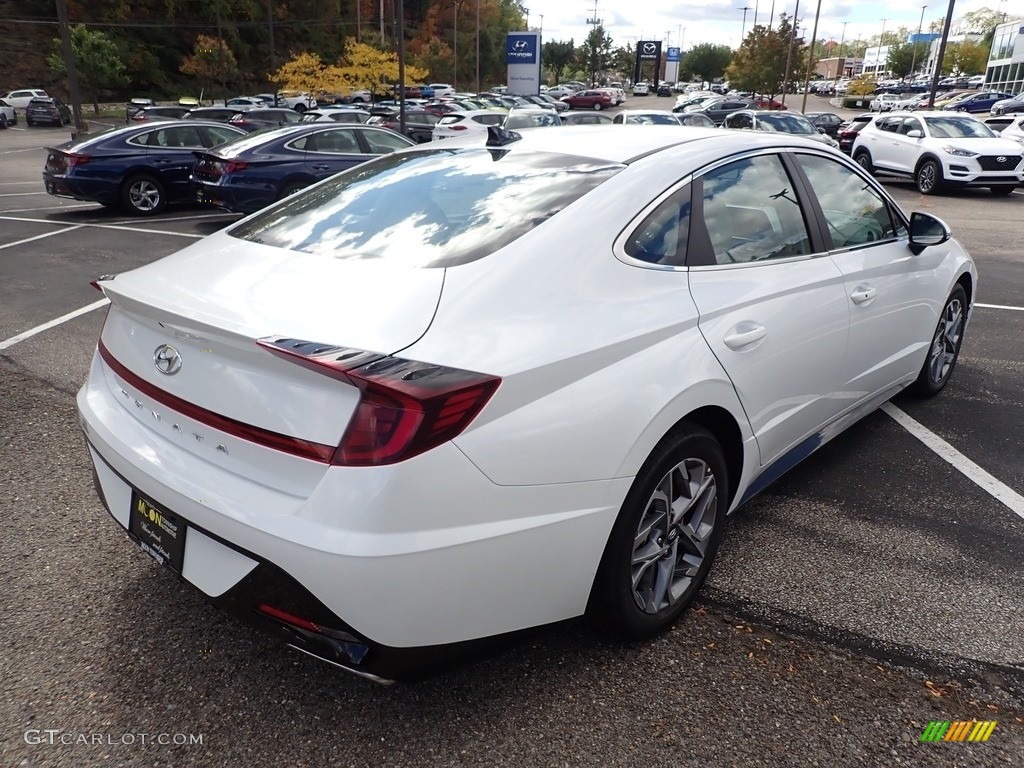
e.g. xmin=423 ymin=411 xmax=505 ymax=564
xmin=79 ymin=125 xmax=976 ymax=682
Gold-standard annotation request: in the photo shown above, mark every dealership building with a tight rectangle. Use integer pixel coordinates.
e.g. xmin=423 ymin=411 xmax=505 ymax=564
xmin=985 ymin=20 xmax=1024 ymax=94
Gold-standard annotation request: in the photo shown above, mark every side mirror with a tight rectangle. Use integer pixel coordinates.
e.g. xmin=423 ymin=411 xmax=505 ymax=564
xmin=817 ymin=126 xmax=826 ymax=134
xmin=907 ymin=129 xmax=923 ymax=138
xmin=909 ymin=211 xmax=951 ymax=254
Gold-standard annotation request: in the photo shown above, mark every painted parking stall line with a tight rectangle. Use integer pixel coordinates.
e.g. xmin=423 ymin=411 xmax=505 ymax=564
xmin=0 ymin=225 xmax=83 ymax=252
xmin=975 ymin=302 xmax=1024 ymax=312
xmin=882 ymin=403 xmax=1024 ymax=520
xmin=0 ymin=215 xmax=203 ymax=240
xmin=0 ymin=298 xmax=110 ymax=352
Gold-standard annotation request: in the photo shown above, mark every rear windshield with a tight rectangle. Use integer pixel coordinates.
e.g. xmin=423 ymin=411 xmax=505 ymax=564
xmin=229 ymin=148 xmax=623 ymax=267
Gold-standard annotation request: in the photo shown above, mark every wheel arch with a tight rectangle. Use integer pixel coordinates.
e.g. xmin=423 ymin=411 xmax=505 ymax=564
xmin=914 ymin=152 xmax=943 ymax=176
xmin=277 ymin=173 xmax=316 ymax=197
xmin=956 ymin=270 xmax=973 ymax=310
xmin=662 ymin=405 xmax=745 ymax=511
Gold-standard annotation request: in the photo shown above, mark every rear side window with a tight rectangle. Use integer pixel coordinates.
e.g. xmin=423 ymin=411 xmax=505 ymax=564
xmin=624 ymin=185 xmax=691 ymax=266
xmin=230 ymin=149 xmax=623 ymax=267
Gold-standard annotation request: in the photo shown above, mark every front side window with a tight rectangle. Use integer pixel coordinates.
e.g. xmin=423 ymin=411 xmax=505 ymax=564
xmin=699 ymin=155 xmax=812 ymax=265
xmin=796 ymin=154 xmax=899 ymax=249
xmin=230 ymin=149 xmax=623 ymax=268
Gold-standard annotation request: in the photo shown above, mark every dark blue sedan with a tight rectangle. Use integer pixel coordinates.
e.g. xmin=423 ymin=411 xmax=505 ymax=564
xmin=190 ymin=123 xmax=415 ymax=214
xmin=43 ymin=121 xmax=245 ymax=214
xmin=946 ymin=91 xmax=1014 ymax=114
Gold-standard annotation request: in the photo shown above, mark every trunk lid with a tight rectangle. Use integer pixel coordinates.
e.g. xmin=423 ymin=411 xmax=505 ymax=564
xmin=97 ymin=231 xmax=445 ymax=454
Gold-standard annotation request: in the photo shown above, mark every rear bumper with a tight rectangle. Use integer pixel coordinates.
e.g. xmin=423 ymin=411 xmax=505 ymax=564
xmin=77 ymin=349 xmax=627 ymax=676
xmin=192 ymin=178 xmax=271 ymax=214
xmin=42 ymin=172 xmax=118 ymax=204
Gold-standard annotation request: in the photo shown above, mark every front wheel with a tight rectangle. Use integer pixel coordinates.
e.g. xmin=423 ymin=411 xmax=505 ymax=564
xmin=910 ymin=284 xmax=967 ymax=397
xmin=588 ymin=425 xmax=728 ymax=639
xmin=915 ymin=159 xmax=942 ymax=195
xmin=593 ymin=102 xmax=603 ymax=111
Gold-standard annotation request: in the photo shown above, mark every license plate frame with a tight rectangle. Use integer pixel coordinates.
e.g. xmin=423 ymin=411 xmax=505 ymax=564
xmin=128 ymin=491 xmax=187 ymax=572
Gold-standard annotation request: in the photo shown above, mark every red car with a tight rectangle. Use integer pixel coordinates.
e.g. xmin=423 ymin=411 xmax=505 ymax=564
xmin=754 ymin=96 xmax=788 ymax=111
xmin=564 ymin=90 xmax=613 ymax=111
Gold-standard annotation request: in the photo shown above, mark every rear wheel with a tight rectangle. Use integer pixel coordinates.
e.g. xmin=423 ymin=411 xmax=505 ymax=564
xmin=588 ymin=425 xmax=728 ymax=639
xmin=278 ymin=180 xmax=309 ymax=199
xmin=853 ymin=149 xmax=873 ymax=174
xmin=120 ymin=174 xmax=166 ymax=216
xmin=0 ymin=114 xmax=6 ymax=129
xmin=990 ymin=186 xmax=1016 ymax=196
xmin=915 ymin=159 xmax=942 ymax=195
xmin=593 ymin=102 xmax=603 ymax=111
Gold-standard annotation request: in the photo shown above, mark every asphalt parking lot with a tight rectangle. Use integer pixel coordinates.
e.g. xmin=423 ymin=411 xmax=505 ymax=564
xmin=2 ymin=109 xmax=1023 ymax=767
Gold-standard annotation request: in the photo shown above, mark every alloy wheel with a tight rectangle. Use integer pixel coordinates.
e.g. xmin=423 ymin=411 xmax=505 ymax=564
xmin=128 ymin=180 xmax=161 ymax=212
xmin=917 ymin=161 xmax=938 ymax=194
xmin=927 ymin=296 xmax=963 ymax=384
xmin=631 ymin=458 xmax=717 ymax=614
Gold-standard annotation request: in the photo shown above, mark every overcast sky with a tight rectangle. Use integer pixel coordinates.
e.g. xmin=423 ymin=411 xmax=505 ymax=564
xmin=521 ymin=0 xmax=1012 ymax=50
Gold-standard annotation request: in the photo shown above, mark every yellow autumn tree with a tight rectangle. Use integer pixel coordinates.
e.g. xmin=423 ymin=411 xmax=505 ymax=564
xmin=272 ymin=52 xmax=345 ymax=95
xmin=336 ymin=41 xmax=428 ymax=96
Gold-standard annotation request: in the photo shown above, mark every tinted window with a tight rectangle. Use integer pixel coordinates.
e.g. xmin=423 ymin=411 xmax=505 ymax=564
xmin=796 ymin=154 xmax=898 ymax=249
xmin=229 ymin=149 xmax=623 ymax=268
xmin=202 ymin=125 xmax=243 ymax=146
xmin=923 ymin=116 xmax=996 ymax=138
xmin=359 ymin=129 xmax=413 ymax=154
xmin=148 ymin=125 xmax=203 ymax=148
xmin=624 ymin=185 xmax=691 ymax=266
xmin=756 ymin=114 xmax=817 ymax=135
xmin=877 ymin=117 xmax=900 ymax=133
xmin=309 ymin=129 xmax=360 ymax=153
xmin=700 ymin=155 xmax=812 ymax=265
xmin=898 ymin=117 xmax=923 ymax=135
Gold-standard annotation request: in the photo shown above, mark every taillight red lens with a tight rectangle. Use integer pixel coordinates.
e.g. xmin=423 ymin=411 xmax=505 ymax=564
xmin=258 ymin=337 xmax=500 ymax=466
xmin=449 ymin=124 xmax=468 ymax=131
xmin=222 ymin=160 xmax=247 ymax=174
xmin=68 ymin=153 xmax=90 ymax=167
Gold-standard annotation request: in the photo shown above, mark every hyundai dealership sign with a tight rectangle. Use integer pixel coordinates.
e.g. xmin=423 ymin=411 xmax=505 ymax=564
xmin=506 ymin=31 xmax=541 ymax=95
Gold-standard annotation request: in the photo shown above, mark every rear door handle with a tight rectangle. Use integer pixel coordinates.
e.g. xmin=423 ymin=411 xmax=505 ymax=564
xmin=312 ymin=164 xmax=331 ymax=171
xmin=723 ymin=322 xmax=767 ymax=350
xmin=850 ymin=285 xmax=878 ymax=305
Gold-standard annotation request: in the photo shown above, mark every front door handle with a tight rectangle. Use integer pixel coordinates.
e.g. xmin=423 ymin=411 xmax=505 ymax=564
xmin=850 ymin=285 xmax=878 ymax=305
xmin=724 ymin=322 xmax=767 ymax=350
xmin=312 ymin=164 xmax=331 ymax=171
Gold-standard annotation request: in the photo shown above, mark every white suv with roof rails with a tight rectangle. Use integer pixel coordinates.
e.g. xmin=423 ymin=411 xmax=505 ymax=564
xmin=852 ymin=111 xmax=1024 ymax=195
xmin=2 ymin=88 xmax=48 ymax=110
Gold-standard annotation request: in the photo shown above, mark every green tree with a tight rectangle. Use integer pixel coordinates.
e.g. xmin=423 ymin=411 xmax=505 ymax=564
xmin=946 ymin=40 xmax=989 ymax=75
xmin=682 ymin=43 xmax=733 ymax=84
xmin=576 ymin=24 xmax=613 ymax=86
xmin=47 ymin=24 xmax=127 ymax=114
xmin=180 ymin=35 xmax=238 ymax=102
xmin=726 ymin=17 xmax=802 ymax=101
xmin=608 ymin=43 xmax=634 ymax=81
xmin=886 ymin=40 xmax=931 ymax=79
xmin=542 ymin=39 xmax=575 ymax=85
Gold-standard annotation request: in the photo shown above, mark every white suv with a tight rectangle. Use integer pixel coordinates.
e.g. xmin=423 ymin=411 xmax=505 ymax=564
xmin=2 ymin=88 xmax=47 ymax=110
xmin=852 ymin=111 xmax=1024 ymax=195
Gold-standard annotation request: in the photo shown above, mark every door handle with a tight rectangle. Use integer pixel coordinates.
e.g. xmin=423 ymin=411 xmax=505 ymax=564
xmin=312 ymin=164 xmax=331 ymax=171
xmin=152 ymin=158 xmax=173 ymax=164
xmin=850 ymin=285 xmax=877 ymax=305
xmin=723 ymin=322 xmax=767 ymax=350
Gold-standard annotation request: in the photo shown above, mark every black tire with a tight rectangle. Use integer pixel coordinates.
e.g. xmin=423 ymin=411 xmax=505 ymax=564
xmin=120 ymin=174 xmax=166 ymax=216
xmin=278 ymin=180 xmax=309 ymax=199
xmin=910 ymin=284 xmax=967 ymax=397
xmin=915 ymin=158 xmax=942 ymax=195
xmin=853 ymin=150 xmax=873 ymax=174
xmin=588 ymin=424 xmax=728 ymax=639
xmin=26 ymin=118 xmax=34 ymax=127
xmin=293 ymin=103 xmax=306 ymax=114
xmin=0 ymin=114 xmax=6 ymax=129
xmin=593 ymin=102 xmax=603 ymax=111
xmin=990 ymin=186 xmax=1016 ymax=196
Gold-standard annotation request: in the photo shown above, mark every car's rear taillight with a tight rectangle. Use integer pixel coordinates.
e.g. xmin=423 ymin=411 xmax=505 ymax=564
xmin=258 ymin=336 xmax=500 ymax=466
xmin=68 ymin=153 xmax=90 ymax=167
xmin=449 ymin=124 xmax=468 ymax=131
xmin=221 ymin=160 xmax=247 ymax=174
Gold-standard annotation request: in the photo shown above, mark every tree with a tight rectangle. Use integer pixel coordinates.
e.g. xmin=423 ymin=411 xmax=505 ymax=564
xmin=576 ymin=24 xmax=613 ymax=86
xmin=180 ymin=35 xmax=237 ymax=102
xmin=946 ymin=40 xmax=989 ymax=75
xmin=682 ymin=43 xmax=733 ymax=84
xmin=335 ymin=41 xmax=428 ymax=97
xmin=886 ymin=41 xmax=931 ymax=79
xmin=47 ymin=24 xmax=127 ymax=114
xmin=726 ymin=17 xmax=802 ymax=101
xmin=543 ymin=39 xmax=574 ymax=85
xmin=608 ymin=43 xmax=634 ymax=81
xmin=272 ymin=52 xmax=343 ymax=95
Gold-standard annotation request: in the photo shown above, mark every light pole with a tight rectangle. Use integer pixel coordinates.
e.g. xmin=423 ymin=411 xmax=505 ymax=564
xmin=877 ymin=18 xmax=886 ymax=78
xmin=800 ymin=0 xmax=822 ymax=112
xmin=453 ymin=0 xmax=459 ymax=90
xmin=910 ymin=5 xmax=927 ymax=82
xmin=739 ymin=6 xmax=752 ymax=42
xmin=475 ymin=0 xmax=480 ymax=92
xmin=781 ymin=0 xmax=800 ymax=105
xmin=833 ymin=20 xmax=848 ymax=86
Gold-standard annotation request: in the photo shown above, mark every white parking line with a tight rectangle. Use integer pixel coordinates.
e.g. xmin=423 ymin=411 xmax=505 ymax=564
xmin=975 ymin=302 xmax=1024 ymax=312
xmin=882 ymin=403 xmax=1024 ymax=520
xmin=0 ymin=146 xmax=46 ymax=155
xmin=0 ymin=191 xmax=47 ymax=197
xmin=0 ymin=225 xmax=83 ymax=251
xmin=0 ymin=215 xmax=202 ymax=239
xmin=1 ymin=204 xmax=95 ymax=214
xmin=0 ymin=298 xmax=109 ymax=352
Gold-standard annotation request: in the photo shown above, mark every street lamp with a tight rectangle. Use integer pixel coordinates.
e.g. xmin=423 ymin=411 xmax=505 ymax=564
xmin=833 ymin=20 xmax=848 ymax=88
xmin=910 ymin=5 xmax=927 ymax=81
xmin=877 ymin=18 xmax=887 ymax=78
xmin=739 ymin=6 xmax=752 ymax=42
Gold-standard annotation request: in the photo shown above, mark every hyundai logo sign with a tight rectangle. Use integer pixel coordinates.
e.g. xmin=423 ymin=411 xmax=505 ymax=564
xmin=506 ymin=34 xmax=538 ymax=63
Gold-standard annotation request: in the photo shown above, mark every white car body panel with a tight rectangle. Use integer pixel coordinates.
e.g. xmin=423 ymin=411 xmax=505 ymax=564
xmin=76 ymin=126 xmax=978 ymax=671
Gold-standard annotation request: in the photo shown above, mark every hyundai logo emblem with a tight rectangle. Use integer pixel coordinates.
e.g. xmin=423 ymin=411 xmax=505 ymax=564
xmin=996 ymin=156 xmax=1006 ymax=163
xmin=643 ymin=43 xmax=656 ymax=54
xmin=153 ymin=344 xmax=182 ymax=375
xmin=513 ymin=39 xmax=528 ymax=51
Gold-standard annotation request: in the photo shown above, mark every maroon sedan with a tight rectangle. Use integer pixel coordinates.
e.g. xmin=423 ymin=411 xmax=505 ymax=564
xmin=564 ymin=90 xmax=613 ymax=111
